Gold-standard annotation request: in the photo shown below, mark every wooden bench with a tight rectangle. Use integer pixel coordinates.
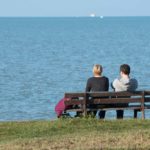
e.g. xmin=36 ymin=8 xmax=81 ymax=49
xmin=64 ymin=91 xmax=150 ymax=119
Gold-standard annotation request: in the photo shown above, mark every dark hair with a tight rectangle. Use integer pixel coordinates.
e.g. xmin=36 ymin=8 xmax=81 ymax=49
xmin=120 ymin=64 xmax=130 ymax=75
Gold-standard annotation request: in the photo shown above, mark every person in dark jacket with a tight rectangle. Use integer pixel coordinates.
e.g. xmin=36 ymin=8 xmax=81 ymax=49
xmin=86 ymin=64 xmax=109 ymax=119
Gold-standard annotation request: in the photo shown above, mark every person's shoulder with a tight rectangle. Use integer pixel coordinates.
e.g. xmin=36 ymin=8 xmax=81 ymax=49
xmin=129 ymin=78 xmax=138 ymax=90
xmin=130 ymin=78 xmax=138 ymax=82
xmin=102 ymin=76 xmax=108 ymax=79
xmin=113 ymin=78 xmax=119 ymax=83
xmin=112 ymin=78 xmax=120 ymax=86
xmin=102 ymin=76 xmax=109 ymax=80
xmin=130 ymin=78 xmax=138 ymax=86
xmin=87 ymin=77 xmax=94 ymax=82
xmin=88 ymin=77 xmax=94 ymax=80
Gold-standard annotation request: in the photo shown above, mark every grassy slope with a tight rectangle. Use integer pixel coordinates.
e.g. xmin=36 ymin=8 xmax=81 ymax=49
xmin=0 ymin=118 xmax=150 ymax=150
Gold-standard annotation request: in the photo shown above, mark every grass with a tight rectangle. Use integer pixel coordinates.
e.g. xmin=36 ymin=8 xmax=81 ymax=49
xmin=0 ymin=118 xmax=150 ymax=149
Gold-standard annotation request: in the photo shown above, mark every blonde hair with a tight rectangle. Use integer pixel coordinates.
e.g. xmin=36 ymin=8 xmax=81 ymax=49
xmin=93 ymin=64 xmax=103 ymax=75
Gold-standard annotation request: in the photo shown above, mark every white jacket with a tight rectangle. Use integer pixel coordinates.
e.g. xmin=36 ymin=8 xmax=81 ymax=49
xmin=112 ymin=77 xmax=138 ymax=92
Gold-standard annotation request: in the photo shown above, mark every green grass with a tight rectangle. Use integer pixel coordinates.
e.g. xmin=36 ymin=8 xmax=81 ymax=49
xmin=0 ymin=118 xmax=150 ymax=149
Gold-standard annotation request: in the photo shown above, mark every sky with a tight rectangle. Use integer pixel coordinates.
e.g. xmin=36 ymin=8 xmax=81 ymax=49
xmin=0 ymin=0 xmax=150 ymax=17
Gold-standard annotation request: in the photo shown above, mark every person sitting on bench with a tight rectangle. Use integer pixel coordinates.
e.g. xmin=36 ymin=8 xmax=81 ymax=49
xmin=112 ymin=64 xmax=138 ymax=119
xmin=86 ymin=64 xmax=109 ymax=119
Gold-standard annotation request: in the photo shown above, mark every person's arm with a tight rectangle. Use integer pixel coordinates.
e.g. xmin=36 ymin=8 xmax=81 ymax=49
xmin=133 ymin=79 xmax=138 ymax=90
xmin=129 ymin=78 xmax=138 ymax=91
xmin=105 ymin=78 xmax=109 ymax=91
xmin=111 ymin=82 xmax=115 ymax=90
xmin=112 ymin=78 xmax=122 ymax=91
xmin=85 ymin=78 xmax=91 ymax=92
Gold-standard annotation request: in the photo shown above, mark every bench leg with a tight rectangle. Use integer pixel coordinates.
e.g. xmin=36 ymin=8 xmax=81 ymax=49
xmin=142 ymin=109 xmax=145 ymax=120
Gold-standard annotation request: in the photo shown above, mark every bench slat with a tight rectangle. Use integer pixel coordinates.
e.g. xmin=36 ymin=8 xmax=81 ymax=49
xmin=65 ymin=106 xmax=142 ymax=112
xmin=64 ymin=99 xmax=84 ymax=105
xmin=87 ymin=91 xmax=143 ymax=97
xmin=87 ymin=98 xmax=142 ymax=104
xmin=66 ymin=109 xmax=83 ymax=112
xmin=145 ymin=91 xmax=150 ymax=95
xmin=145 ymin=97 xmax=150 ymax=102
xmin=87 ymin=107 xmax=141 ymax=111
xmin=65 ymin=93 xmax=85 ymax=98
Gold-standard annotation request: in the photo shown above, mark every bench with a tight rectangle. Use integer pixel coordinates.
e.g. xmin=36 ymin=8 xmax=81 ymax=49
xmin=64 ymin=91 xmax=150 ymax=119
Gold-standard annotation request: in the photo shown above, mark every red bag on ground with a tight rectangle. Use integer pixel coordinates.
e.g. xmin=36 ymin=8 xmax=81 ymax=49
xmin=55 ymin=97 xmax=71 ymax=117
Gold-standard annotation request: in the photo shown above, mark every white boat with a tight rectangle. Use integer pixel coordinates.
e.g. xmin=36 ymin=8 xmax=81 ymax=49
xmin=90 ymin=13 xmax=96 ymax=17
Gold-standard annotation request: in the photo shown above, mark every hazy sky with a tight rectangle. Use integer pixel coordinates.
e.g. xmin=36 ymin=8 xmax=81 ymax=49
xmin=0 ymin=0 xmax=150 ymax=17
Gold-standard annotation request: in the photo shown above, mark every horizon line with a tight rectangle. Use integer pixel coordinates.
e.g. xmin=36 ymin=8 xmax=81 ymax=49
xmin=0 ymin=15 xmax=150 ymax=18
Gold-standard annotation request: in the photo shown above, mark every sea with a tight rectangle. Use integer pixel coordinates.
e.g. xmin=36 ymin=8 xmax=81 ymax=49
xmin=0 ymin=17 xmax=150 ymax=121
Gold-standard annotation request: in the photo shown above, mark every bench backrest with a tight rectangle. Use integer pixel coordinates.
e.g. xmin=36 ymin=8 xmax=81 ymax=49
xmin=65 ymin=91 xmax=148 ymax=105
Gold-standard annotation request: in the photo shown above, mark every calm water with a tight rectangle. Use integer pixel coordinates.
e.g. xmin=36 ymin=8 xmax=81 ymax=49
xmin=0 ymin=17 xmax=150 ymax=121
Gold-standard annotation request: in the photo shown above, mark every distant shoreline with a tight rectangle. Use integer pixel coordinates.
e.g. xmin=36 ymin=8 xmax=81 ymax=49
xmin=0 ymin=16 xmax=150 ymax=18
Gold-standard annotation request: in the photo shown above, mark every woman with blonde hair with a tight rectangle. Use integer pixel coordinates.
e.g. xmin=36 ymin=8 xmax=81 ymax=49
xmin=86 ymin=64 xmax=109 ymax=119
